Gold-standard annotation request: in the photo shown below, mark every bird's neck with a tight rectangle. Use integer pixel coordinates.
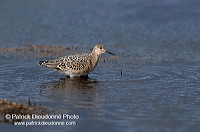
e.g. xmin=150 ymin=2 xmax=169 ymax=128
xmin=90 ymin=51 xmax=100 ymax=68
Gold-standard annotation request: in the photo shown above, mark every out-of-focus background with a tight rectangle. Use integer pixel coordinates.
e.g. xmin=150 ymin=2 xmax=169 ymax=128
xmin=0 ymin=0 xmax=200 ymax=132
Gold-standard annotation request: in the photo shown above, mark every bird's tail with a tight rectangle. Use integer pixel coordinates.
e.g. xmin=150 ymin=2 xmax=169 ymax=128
xmin=39 ymin=60 xmax=48 ymax=66
xmin=39 ymin=60 xmax=58 ymax=68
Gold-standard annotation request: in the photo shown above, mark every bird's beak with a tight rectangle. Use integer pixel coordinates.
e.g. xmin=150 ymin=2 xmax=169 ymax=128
xmin=106 ymin=50 xmax=116 ymax=56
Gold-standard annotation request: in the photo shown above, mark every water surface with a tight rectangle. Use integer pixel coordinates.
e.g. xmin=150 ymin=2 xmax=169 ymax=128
xmin=0 ymin=0 xmax=200 ymax=132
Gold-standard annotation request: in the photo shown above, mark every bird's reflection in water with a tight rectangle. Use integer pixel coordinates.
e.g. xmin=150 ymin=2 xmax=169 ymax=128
xmin=40 ymin=76 xmax=101 ymax=112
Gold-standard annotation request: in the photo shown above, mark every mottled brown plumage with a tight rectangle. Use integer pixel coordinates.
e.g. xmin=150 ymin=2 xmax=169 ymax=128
xmin=39 ymin=44 xmax=115 ymax=77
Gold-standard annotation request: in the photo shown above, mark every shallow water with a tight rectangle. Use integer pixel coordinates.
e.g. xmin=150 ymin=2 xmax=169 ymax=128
xmin=0 ymin=0 xmax=200 ymax=132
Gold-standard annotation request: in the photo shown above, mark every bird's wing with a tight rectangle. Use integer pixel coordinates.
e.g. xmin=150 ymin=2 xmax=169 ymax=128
xmin=55 ymin=54 xmax=91 ymax=71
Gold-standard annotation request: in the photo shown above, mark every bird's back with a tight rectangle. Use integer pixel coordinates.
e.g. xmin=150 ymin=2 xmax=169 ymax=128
xmin=39 ymin=53 xmax=94 ymax=76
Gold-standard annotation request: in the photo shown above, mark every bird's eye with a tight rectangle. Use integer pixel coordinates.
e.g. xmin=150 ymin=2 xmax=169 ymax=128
xmin=99 ymin=47 xmax=102 ymax=49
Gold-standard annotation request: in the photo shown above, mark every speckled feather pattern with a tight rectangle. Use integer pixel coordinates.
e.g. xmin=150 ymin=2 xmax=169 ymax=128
xmin=40 ymin=54 xmax=94 ymax=76
xmin=39 ymin=44 xmax=115 ymax=77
